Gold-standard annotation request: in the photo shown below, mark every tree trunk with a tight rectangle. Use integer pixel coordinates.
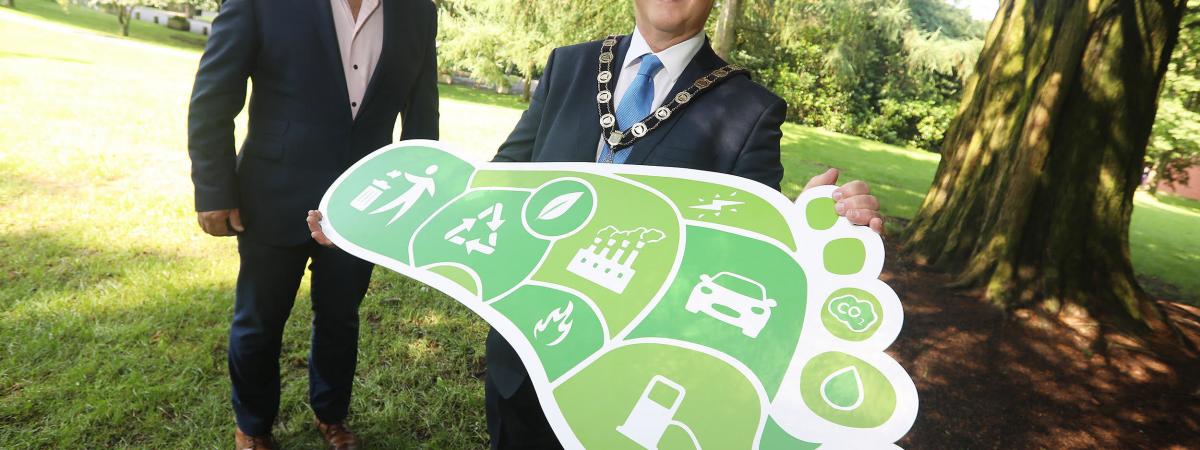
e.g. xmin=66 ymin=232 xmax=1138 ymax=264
xmin=903 ymin=0 xmax=1186 ymax=335
xmin=522 ymin=64 xmax=533 ymax=103
xmin=713 ymin=0 xmax=743 ymax=60
xmin=118 ymin=6 xmax=131 ymax=37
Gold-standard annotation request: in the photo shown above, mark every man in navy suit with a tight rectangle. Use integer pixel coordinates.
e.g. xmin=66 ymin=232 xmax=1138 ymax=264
xmin=485 ymin=0 xmax=884 ymax=448
xmin=187 ymin=0 xmax=438 ymax=447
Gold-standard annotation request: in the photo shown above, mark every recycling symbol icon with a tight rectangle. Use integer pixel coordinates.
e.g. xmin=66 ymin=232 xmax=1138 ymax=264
xmin=444 ymin=203 xmax=505 ymax=255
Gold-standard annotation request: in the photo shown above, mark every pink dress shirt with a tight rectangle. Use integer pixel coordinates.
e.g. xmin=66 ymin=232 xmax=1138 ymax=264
xmin=330 ymin=0 xmax=384 ymax=119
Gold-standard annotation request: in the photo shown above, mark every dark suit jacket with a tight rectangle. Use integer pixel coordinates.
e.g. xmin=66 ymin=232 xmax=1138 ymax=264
xmin=188 ymin=0 xmax=439 ymax=246
xmin=488 ymin=35 xmax=787 ymax=398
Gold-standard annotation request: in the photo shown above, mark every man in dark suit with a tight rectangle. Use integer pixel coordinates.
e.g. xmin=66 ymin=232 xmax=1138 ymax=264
xmin=187 ymin=0 xmax=438 ymax=447
xmin=485 ymin=0 xmax=883 ymax=448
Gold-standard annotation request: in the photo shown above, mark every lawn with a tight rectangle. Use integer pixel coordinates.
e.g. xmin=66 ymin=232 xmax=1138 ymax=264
xmin=4 ymin=0 xmax=207 ymax=51
xmin=0 ymin=3 xmax=1197 ymax=448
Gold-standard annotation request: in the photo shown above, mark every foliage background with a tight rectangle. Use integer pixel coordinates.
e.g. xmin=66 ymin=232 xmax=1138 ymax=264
xmin=437 ymin=0 xmax=985 ymax=151
xmin=1148 ymin=4 xmax=1200 ymax=191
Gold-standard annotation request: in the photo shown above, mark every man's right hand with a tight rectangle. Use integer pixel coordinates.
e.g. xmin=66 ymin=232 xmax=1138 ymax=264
xmin=197 ymin=209 xmax=245 ymax=236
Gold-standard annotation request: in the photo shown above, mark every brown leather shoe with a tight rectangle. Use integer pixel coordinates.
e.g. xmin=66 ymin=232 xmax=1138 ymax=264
xmin=235 ymin=427 xmax=275 ymax=450
xmin=315 ymin=418 xmax=361 ymax=450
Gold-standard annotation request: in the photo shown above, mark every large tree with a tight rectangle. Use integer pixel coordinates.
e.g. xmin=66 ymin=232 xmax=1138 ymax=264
xmin=903 ymin=0 xmax=1189 ymax=336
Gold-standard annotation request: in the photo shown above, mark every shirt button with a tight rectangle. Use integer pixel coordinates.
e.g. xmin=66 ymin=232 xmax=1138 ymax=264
xmin=353 ymin=64 xmax=358 ymax=70
xmin=352 ymin=102 xmax=358 ymax=107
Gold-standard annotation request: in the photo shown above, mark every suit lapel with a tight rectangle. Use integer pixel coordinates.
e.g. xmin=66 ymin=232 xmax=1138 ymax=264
xmin=357 ymin=0 xmax=394 ymax=119
xmin=568 ymin=35 xmax=633 ymax=162
xmin=624 ymin=38 xmax=726 ymax=165
xmin=316 ymin=0 xmax=352 ymax=123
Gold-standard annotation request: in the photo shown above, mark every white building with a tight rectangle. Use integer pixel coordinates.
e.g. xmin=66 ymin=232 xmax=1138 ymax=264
xmin=131 ymin=6 xmax=211 ymax=36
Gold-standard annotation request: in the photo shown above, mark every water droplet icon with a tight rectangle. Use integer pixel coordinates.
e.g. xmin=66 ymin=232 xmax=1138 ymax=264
xmin=820 ymin=366 xmax=865 ymax=411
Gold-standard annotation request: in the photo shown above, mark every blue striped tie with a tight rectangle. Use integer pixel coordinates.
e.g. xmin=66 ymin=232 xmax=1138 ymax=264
xmin=599 ymin=54 xmax=664 ymax=164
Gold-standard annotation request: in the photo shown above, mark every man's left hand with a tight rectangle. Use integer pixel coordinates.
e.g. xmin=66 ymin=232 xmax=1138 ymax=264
xmin=307 ymin=210 xmax=336 ymax=247
xmin=805 ymin=168 xmax=884 ymax=235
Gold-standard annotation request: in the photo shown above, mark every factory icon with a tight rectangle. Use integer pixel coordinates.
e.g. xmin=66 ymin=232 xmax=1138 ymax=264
xmin=567 ymin=226 xmax=666 ymax=294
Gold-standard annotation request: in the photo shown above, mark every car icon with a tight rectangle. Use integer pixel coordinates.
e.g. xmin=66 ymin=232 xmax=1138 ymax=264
xmin=685 ymin=272 xmax=777 ymax=338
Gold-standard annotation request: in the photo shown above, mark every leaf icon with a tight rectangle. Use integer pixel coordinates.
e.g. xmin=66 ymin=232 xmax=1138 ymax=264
xmin=536 ymin=191 xmax=584 ymax=221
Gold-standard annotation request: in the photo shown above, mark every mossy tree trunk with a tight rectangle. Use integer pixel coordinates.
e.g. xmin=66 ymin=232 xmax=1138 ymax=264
xmin=903 ymin=0 xmax=1187 ymax=335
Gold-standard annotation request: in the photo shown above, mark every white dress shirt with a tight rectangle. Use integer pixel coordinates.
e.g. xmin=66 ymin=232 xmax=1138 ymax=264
xmin=595 ymin=28 xmax=706 ymax=159
xmin=330 ymin=0 xmax=384 ymax=119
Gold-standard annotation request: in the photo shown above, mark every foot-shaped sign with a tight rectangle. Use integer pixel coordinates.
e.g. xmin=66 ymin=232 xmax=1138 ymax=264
xmin=319 ymin=140 xmax=919 ymax=449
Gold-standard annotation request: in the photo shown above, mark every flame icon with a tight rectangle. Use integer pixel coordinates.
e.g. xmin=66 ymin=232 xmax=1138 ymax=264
xmin=534 ymin=301 xmax=574 ymax=347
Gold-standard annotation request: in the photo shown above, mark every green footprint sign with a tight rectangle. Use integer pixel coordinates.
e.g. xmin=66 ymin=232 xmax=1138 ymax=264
xmin=319 ymin=141 xmax=918 ymax=449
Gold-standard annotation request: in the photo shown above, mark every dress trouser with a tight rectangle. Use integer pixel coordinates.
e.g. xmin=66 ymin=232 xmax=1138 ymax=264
xmin=485 ymin=334 xmax=564 ymax=450
xmin=228 ymin=235 xmax=374 ymax=436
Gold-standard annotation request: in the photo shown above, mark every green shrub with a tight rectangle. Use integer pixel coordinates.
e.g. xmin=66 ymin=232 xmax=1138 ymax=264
xmin=854 ymin=98 xmax=956 ymax=151
xmin=166 ymin=15 xmax=189 ymax=31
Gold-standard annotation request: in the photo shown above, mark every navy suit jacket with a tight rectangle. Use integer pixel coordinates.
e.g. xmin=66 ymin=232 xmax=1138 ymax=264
xmin=188 ymin=0 xmax=439 ymax=246
xmin=487 ymin=35 xmax=787 ymax=398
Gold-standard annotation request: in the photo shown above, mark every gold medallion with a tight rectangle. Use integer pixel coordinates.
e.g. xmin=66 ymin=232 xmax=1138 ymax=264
xmin=607 ymin=131 xmax=624 ymax=146
xmin=631 ymin=123 xmax=648 ymax=137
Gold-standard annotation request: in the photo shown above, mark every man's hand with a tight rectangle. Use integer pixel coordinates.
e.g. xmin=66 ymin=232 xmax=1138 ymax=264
xmin=197 ymin=209 xmax=244 ymax=236
xmin=805 ymin=168 xmax=885 ymax=235
xmin=308 ymin=210 xmax=336 ymax=247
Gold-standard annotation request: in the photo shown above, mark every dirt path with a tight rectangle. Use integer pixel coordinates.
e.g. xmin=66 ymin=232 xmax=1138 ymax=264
xmin=883 ymin=244 xmax=1200 ymax=449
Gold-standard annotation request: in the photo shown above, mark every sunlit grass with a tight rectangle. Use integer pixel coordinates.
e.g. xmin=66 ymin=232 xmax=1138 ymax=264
xmin=0 ymin=7 xmax=488 ymax=448
xmin=1129 ymin=192 xmax=1200 ymax=300
xmin=1 ymin=3 xmax=1198 ymax=448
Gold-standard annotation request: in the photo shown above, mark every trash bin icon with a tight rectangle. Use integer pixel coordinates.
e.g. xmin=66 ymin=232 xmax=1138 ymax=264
xmin=350 ymin=179 xmax=391 ymax=211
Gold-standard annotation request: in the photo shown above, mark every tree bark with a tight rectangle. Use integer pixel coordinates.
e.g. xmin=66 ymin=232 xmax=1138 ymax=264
xmin=903 ymin=0 xmax=1186 ymax=336
xmin=523 ymin=65 xmax=533 ymax=103
xmin=118 ymin=6 xmax=131 ymax=37
xmin=713 ymin=0 xmax=743 ymax=60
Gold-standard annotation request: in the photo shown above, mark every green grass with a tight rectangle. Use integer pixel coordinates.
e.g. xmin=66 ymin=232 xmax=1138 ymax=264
xmin=1 ymin=4 xmax=1199 ymax=448
xmin=778 ymin=125 xmax=941 ymax=222
xmin=3 ymin=0 xmax=207 ymax=51
xmin=1129 ymin=191 xmax=1200 ymax=300
xmin=778 ymin=126 xmax=1200 ymax=301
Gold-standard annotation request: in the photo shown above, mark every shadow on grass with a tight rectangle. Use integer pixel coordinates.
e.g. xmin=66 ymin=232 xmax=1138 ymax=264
xmin=0 ymin=225 xmax=490 ymax=448
xmin=0 ymin=229 xmax=236 ymax=447
xmin=886 ymin=247 xmax=1200 ymax=449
